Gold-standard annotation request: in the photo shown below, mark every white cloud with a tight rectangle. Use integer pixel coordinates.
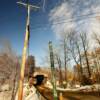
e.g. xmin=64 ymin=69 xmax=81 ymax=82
xmin=49 ymin=2 xmax=74 ymax=38
xmin=49 ymin=0 xmax=100 ymax=48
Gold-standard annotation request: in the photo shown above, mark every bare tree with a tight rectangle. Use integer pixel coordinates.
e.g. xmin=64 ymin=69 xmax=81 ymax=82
xmin=59 ymin=34 xmax=70 ymax=82
xmin=66 ymin=31 xmax=83 ymax=83
xmin=75 ymin=41 xmax=83 ymax=75
xmin=91 ymin=49 xmax=100 ymax=83
xmin=64 ymin=38 xmax=68 ymax=81
xmin=92 ymin=33 xmax=100 ymax=46
xmin=55 ymin=54 xmax=63 ymax=87
xmin=80 ymin=33 xmax=91 ymax=78
xmin=0 ymin=40 xmax=20 ymax=100
xmin=11 ymin=59 xmax=20 ymax=100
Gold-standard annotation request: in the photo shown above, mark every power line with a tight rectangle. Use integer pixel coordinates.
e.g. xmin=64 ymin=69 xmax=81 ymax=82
xmin=30 ymin=12 xmax=100 ymax=31
xmin=52 ymin=11 xmax=100 ymax=21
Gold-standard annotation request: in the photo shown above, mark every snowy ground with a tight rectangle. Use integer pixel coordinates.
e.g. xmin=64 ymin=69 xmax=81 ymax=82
xmin=56 ymin=84 xmax=100 ymax=92
xmin=0 ymin=84 xmax=100 ymax=100
xmin=45 ymin=82 xmax=100 ymax=92
xmin=0 ymin=91 xmax=11 ymax=100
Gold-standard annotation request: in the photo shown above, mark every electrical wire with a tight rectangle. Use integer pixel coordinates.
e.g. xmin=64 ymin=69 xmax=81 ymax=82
xmin=51 ymin=11 xmax=100 ymax=21
xmin=17 ymin=0 xmax=100 ymax=31
xmin=30 ymin=12 xmax=100 ymax=30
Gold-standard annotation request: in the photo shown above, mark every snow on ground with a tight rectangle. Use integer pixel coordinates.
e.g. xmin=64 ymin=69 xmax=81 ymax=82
xmin=0 ymin=91 xmax=11 ymax=100
xmin=45 ymin=82 xmax=100 ymax=92
xmin=57 ymin=84 xmax=100 ymax=92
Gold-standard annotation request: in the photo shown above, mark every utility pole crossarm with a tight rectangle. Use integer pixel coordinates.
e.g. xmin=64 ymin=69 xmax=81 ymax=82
xmin=17 ymin=1 xmax=40 ymax=9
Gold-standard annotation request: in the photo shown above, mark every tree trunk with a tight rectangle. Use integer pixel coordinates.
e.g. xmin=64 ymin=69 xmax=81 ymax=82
xmin=81 ymin=34 xmax=91 ymax=78
xmin=56 ymin=56 xmax=63 ymax=87
xmin=64 ymin=39 xmax=67 ymax=81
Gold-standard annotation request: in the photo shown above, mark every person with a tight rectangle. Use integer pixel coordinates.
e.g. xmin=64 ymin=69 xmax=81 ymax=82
xmin=15 ymin=75 xmax=40 ymax=100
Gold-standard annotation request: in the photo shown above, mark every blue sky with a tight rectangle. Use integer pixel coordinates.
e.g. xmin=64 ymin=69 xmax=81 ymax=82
xmin=1 ymin=0 xmax=100 ymax=67
xmin=0 ymin=0 xmax=61 ymax=66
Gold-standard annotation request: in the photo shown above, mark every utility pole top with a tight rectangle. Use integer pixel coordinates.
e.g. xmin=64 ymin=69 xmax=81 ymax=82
xmin=17 ymin=1 xmax=40 ymax=9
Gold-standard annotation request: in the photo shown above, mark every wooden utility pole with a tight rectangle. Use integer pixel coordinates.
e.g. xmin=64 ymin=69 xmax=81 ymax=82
xmin=17 ymin=1 xmax=39 ymax=100
xmin=49 ymin=41 xmax=58 ymax=100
